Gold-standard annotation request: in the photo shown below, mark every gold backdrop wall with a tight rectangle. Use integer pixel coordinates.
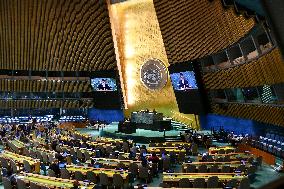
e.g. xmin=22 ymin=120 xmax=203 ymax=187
xmin=108 ymin=0 xmax=198 ymax=129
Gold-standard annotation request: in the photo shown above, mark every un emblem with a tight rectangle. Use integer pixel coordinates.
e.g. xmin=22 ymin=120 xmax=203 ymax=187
xmin=140 ymin=59 xmax=168 ymax=90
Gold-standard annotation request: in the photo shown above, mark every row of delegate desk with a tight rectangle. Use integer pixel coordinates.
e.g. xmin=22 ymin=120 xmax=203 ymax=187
xmin=182 ymin=161 xmax=251 ymax=173
xmin=2 ymin=137 xmax=136 ymax=188
xmin=208 ymin=146 xmax=236 ymax=154
xmin=7 ymin=139 xmax=25 ymax=154
xmin=26 ymin=138 xmax=143 ymax=168
xmin=149 ymin=142 xmax=190 ymax=148
xmin=29 ymin=145 xmax=142 ymax=169
xmin=18 ymin=172 xmax=95 ymax=188
xmin=161 ymin=146 xmax=255 ymax=187
xmin=11 ymin=139 xmax=140 ymax=168
xmin=147 ymin=147 xmax=186 ymax=154
xmin=4 ymin=138 xmax=135 ymax=171
xmin=59 ymin=136 xmax=132 ymax=145
xmin=1 ymin=151 xmax=130 ymax=187
xmin=163 ymin=172 xmax=245 ymax=182
xmin=1 ymin=151 xmax=131 ymax=180
xmin=197 ymin=152 xmax=254 ymax=162
xmin=0 ymin=150 xmax=41 ymax=173
xmin=66 ymin=165 xmax=129 ymax=180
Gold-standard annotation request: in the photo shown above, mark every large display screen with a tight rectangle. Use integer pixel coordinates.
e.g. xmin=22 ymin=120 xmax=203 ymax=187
xmin=90 ymin=78 xmax=117 ymax=91
xmin=170 ymin=71 xmax=198 ymax=91
xmin=168 ymin=61 xmax=209 ymax=114
xmin=90 ymin=71 xmax=123 ymax=109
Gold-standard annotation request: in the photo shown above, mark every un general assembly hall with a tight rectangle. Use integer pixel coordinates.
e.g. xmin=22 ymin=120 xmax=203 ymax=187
xmin=1 ymin=0 xmax=284 ymax=188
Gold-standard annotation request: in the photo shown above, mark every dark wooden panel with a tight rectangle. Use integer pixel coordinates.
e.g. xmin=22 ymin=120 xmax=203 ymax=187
xmin=0 ymin=80 xmax=91 ymax=92
xmin=0 ymin=99 xmax=93 ymax=109
xmin=153 ymin=0 xmax=255 ymax=64
xmin=0 ymin=0 xmax=117 ymax=71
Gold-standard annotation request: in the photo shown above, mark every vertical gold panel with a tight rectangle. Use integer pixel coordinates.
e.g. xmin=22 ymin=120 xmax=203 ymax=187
xmin=108 ymin=0 xmax=198 ymax=128
xmin=0 ymin=0 xmax=117 ymax=71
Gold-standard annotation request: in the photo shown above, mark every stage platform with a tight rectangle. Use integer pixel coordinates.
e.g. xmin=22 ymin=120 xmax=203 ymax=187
xmin=76 ymin=121 xmax=211 ymax=143
xmin=102 ymin=121 xmax=193 ymax=143
xmin=104 ymin=123 xmax=178 ymax=143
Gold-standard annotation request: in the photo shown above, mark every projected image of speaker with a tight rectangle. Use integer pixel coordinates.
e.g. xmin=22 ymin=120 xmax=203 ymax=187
xmin=168 ymin=61 xmax=208 ymax=114
xmin=91 ymin=78 xmax=117 ymax=91
xmin=170 ymin=71 xmax=198 ymax=91
xmin=91 ymin=71 xmax=123 ymax=109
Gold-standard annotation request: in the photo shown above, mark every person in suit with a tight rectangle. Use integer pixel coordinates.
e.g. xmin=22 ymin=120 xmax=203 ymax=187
xmin=178 ymin=73 xmax=191 ymax=90
xmin=148 ymin=153 xmax=159 ymax=164
xmin=49 ymin=160 xmax=60 ymax=176
xmin=71 ymin=180 xmax=80 ymax=189
xmin=97 ymin=79 xmax=111 ymax=91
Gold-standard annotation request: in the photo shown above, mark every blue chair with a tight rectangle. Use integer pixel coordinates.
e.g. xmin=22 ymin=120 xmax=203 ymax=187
xmin=267 ymin=138 xmax=272 ymax=145
xmin=270 ymin=133 xmax=275 ymax=139
xmin=272 ymin=146 xmax=278 ymax=155
xmin=276 ymin=141 xmax=281 ymax=148
xmin=262 ymin=143 xmax=268 ymax=151
xmin=276 ymin=147 xmax=281 ymax=157
xmin=255 ymin=141 xmax=260 ymax=148
xmin=280 ymin=143 xmax=284 ymax=150
xmin=268 ymin=145 xmax=273 ymax=153
xmin=263 ymin=137 xmax=268 ymax=144
xmin=251 ymin=139 xmax=256 ymax=147
xmin=96 ymin=150 xmax=102 ymax=158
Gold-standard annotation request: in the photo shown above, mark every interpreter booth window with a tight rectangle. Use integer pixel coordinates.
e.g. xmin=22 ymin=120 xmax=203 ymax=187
xmin=14 ymin=92 xmax=31 ymax=99
xmin=240 ymin=36 xmax=258 ymax=61
xmin=256 ymin=32 xmax=273 ymax=53
xmin=200 ymin=56 xmax=216 ymax=72
xmin=213 ymin=51 xmax=231 ymax=69
xmin=0 ymin=92 xmax=13 ymax=99
xmin=273 ymin=83 xmax=284 ymax=104
xmin=258 ymin=85 xmax=278 ymax=104
xmin=211 ymin=90 xmax=227 ymax=103
xmin=30 ymin=92 xmax=46 ymax=99
xmin=227 ymin=45 xmax=245 ymax=66
xmin=225 ymin=88 xmax=244 ymax=103
xmin=64 ymin=92 xmax=80 ymax=99
xmin=56 ymin=92 xmax=64 ymax=99
xmin=242 ymin=87 xmax=261 ymax=103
